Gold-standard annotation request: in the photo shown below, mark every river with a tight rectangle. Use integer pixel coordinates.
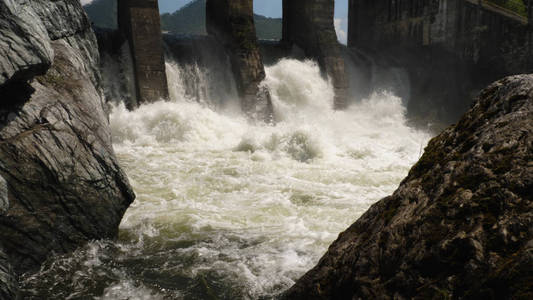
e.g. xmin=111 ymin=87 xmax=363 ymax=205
xmin=21 ymin=58 xmax=430 ymax=299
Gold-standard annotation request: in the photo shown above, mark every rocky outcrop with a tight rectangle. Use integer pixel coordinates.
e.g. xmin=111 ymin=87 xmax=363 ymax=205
xmin=0 ymin=0 xmax=53 ymax=86
xmin=33 ymin=0 xmax=91 ymax=41
xmin=117 ymin=0 xmax=169 ymax=105
xmin=206 ymin=0 xmax=273 ymax=121
xmin=0 ymin=0 xmax=134 ymax=277
xmin=283 ymin=0 xmax=348 ymax=109
xmin=285 ymin=74 xmax=533 ymax=299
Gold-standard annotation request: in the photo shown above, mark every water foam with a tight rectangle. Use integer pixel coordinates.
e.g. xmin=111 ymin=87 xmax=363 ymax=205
xmin=21 ymin=58 xmax=431 ymax=299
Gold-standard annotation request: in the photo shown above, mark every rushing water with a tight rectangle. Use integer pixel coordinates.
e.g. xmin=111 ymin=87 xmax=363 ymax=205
xmin=21 ymin=59 xmax=430 ymax=299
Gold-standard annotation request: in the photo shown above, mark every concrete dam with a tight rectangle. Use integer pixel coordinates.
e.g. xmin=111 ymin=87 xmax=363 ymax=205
xmin=112 ymin=0 xmax=532 ymax=124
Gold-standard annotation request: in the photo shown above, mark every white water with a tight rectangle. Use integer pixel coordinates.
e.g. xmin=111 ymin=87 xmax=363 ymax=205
xmin=21 ymin=59 xmax=430 ymax=299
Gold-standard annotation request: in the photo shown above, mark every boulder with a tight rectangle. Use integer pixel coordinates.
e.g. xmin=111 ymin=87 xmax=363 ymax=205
xmin=0 ymin=0 xmax=135 ymax=275
xmin=285 ymin=74 xmax=533 ymax=299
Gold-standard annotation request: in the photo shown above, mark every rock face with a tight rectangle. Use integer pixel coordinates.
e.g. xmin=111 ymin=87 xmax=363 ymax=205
xmin=117 ymin=0 xmax=169 ymax=105
xmin=0 ymin=0 xmax=53 ymax=86
xmin=285 ymin=74 xmax=533 ymax=299
xmin=0 ymin=0 xmax=134 ymax=279
xmin=206 ymin=0 xmax=273 ymax=121
xmin=283 ymin=0 xmax=348 ymax=109
xmin=0 ymin=246 xmax=17 ymax=299
xmin=0 ymin=173 xmax=16 ymax=299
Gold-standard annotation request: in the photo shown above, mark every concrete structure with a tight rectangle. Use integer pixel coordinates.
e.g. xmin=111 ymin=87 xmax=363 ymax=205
xmin=348 ymin=0 xmax=532 ymax=74
xmin=283 ymin=0 xmax=348 ymax=109
xmin=348 ymin=0 xmax=533 ymax=123
xmin=117 ymin=0 xmax=347 ymax=113
xmin=118 ymin=0 xmax=168 ymax=105
xmin=205 ymin=0 xmax=273 ymax=120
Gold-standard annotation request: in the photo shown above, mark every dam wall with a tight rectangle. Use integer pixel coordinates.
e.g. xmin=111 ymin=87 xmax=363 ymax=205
xmin=348 ymin=0 xmax=533 ymax=123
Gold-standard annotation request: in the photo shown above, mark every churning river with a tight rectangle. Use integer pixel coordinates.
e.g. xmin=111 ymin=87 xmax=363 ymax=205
xmin=21 ymin=59 xmax=430 ymax=299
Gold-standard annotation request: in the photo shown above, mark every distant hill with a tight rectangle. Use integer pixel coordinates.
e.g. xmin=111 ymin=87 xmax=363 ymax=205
xmin=84 ymin=0 xmax=282 ymax=40
xmin=253 ymin=14 xmax=282 ymax=41
xmin=84 ymin=0 xmax=117 ymax=29
xmin=160 ymin=0 xmax=206 ymax=35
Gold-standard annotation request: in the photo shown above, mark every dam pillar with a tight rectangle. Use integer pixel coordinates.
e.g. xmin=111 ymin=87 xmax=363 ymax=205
xmin=282 ymin=0 xmax=348 ymax=109
xmin=206 ymin=0 xmax=273 ymax=121
xmin=118 ymin=0 xmax=168 ymax=105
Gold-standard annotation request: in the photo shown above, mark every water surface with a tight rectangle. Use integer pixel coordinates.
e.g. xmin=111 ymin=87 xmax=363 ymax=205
xmin=21 ymin=59 xmax=430 ymax=299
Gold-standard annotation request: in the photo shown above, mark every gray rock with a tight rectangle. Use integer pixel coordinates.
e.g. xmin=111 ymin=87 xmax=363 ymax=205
xmin=285 ymin=75 xmax=533 ymax=299
xmin=0 ymin=173 xmax=7 ymax=214
xmin=33 ymin=0 xmax=92 ymax=41
xmin=0 ymin=0 xmax=53 ymax=86
xmin=0 ymin=0 xmax=134 ymax=275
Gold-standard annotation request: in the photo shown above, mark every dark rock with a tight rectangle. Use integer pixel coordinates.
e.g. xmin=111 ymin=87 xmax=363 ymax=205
xmin=206 ymin=0 xmax=273 ymax=121
xmin=0 ymin=173 xmax=16 ymax=299
xmin=32 ymin=0 xmax=92 ymax=41
xmin=0 ymin=245 xmax=17 ymax=299
xmin=0 ymin=0 xmax=53 ymax=86
xmin=0 ymin=0 xmax=135 ymax=276
xmin=285 ymin=74 xmax=533 ymax=299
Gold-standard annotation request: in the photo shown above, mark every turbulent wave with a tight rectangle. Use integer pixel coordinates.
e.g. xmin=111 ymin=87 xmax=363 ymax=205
xmin=20 ymin=58 xmax=430 ymax=299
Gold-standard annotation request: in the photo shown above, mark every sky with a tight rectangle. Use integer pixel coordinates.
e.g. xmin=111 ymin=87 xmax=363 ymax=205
xmin=160 ymin=0 xmax=350 ymax=44
xmin=80 ymin=0 xmax=349 ymax=43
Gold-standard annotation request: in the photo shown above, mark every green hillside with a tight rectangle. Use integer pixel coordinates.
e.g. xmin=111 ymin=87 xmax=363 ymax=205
xmin=254 ymin=14 xmax=283 ymax=40
xmin=84 ymin=0 xmax=282 ymax=40
xmin=160 ymin=0 xmax=206 ymax=35
xmin=84 ymin=0 xmax=117 ymax=29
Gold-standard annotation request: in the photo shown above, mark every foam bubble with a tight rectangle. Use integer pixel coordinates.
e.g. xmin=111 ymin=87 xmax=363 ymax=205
xmin=107 ymin=59 xmax=431 ymax=297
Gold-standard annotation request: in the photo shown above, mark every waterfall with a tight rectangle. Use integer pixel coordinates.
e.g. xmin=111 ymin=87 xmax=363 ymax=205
xmin=20 ymin=56 xmax=431 ymax=299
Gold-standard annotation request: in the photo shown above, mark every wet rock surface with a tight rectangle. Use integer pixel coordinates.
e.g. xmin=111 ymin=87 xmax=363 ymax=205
xmin=0 ymin=0 xmax=134 ymax=278
xmin=285 ymin=74 xmax=533 ymax=299
xmin=0 ymin=0 xmax=53 ymax=86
